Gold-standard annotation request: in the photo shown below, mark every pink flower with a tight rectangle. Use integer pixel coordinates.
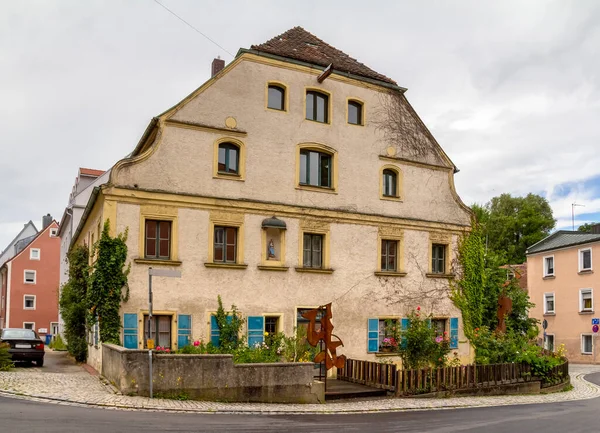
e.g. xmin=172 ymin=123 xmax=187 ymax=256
xmin=416 ymin=306 xmax=421 ymax=311
xmin=435 ymin=336 xmax=443 ymax=343
xmin=193 ymin=340 xmax=200 ymax=347
xmin=156 ymin=346 xmax=162 ymax=351
xmin=165 ymin=348 xmax=170 ymax=353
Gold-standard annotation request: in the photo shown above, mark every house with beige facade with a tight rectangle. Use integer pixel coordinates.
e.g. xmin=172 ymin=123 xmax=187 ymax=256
xmin=527 ymin=225 xmax=600 ymax=363
xmin=71 ymin=27 xmax=473 ymax=368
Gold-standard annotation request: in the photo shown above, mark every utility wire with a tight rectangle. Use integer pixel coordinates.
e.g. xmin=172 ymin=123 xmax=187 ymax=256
xmin=152 ymin=0 xmax=235 ymax=58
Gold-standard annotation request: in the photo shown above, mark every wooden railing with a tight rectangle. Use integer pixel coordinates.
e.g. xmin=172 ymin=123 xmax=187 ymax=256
xmin=337 ymin=358 xmax=397 ymax=391
xmin=338 ymin=358 xmax=569 ymax=396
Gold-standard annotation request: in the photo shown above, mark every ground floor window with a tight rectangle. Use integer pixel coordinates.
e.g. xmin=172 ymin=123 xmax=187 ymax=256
xmin=431 ymin=318 xmax=447 ymax=337
xmin=265 ymin=316 xmax=279 ymax=335
xmin=23 ymin=322 xmax=34 ymax=330
xmin=544 ymin=334 xmax=554 ymax=352
xmin=582 ymin=334 xmax=593 ymax=354
xmin=143 ymin=315 xmax=172 ymax=349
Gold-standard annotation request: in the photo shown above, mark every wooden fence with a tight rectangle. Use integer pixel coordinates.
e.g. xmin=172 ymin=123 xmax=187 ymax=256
xmin=337 ymin=358 xmax=569 ymax=396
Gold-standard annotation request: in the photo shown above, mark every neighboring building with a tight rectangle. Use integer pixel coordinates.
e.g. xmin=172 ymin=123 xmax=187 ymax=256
xmin=57 ymin=168 xmax=109 ymax=334
xmin=72 ymin=27 xmax=473 ymax=369
xmin=527 ymin=227 xmax=600 ymax=363
xmin=0 ymin=221 xmax=38 ymax=268
xmin=0 ymin=218 xmax=60 ymax=336
xmin=500 ymin=263 xmax=527 ymax=292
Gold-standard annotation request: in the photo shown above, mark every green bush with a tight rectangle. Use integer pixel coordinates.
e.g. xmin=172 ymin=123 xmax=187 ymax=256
xmin=0 ymin=342 xmax=14 ymax=371
xmin=398 ymin=309 xmax=451 ymax=369
xmin=48 ymin=334 xmax=67 ymax=351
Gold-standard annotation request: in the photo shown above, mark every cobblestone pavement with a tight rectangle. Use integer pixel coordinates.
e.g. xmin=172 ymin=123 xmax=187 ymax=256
xmin=0 ymin=359 xmax=599 ymax=414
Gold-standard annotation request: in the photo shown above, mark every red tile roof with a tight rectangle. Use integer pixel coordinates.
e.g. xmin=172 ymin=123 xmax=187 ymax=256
xmin=79 ymin=168 xmax=105 ymax=177
xmin=250 ymin=27 xmax=397 ymax=85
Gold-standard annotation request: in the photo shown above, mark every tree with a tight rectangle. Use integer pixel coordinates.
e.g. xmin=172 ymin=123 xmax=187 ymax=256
xmin=59 ymin=245 xmax=89 ymax=362
xmin=578 ymin=223 xmax=597 ymax=233
xmin=475 ymin=193 xmax=555 ymax=264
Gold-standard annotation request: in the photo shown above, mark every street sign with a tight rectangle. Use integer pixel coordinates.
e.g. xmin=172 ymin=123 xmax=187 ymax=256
xmin=593 ymin=325 xmax=599 ymax=334
xmin=542 ymin=319 xmax=548 ymax=330
xmin=149 ymin=268 xmax=182 ymax=278
xmin=147 ymin=339 xmax=155 ymax=349
xmin=593 ymin=318 xmax=600 ymax=325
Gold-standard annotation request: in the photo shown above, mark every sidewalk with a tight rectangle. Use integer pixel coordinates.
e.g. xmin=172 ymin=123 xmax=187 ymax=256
xmin=0 ymin=364 xmax=598 ymax=414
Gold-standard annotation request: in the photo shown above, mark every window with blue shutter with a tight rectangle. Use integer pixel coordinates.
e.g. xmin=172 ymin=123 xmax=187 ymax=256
xmin=450 ymin=317 xmax=459 ymax=349
xmin=401 ymin=318 xmax=410 ymax=348
xmin=123 ymin=313 xmax=138 ymax=349
xmin=177 ymin=314 xmax=191 ymax=348
xmin=367 ymin=318 xmax=379 ymax=352
xmin=247 ymin=316 xmax=264 ymax=347
xmin=210 ymin=315 xmax=220 ymax=347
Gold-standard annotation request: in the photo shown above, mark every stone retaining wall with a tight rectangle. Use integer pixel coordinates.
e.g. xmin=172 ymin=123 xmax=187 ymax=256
xmin=101 ymin=344 xmax=324 ymax=403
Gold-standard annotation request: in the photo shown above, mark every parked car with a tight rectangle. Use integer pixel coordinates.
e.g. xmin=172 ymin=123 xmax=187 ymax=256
xmin=0 ymin=328 xmax=44 ymax=366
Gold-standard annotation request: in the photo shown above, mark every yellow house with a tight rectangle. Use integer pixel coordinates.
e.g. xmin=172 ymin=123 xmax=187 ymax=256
xmin=72 ymin=27 xmax=473 ymax=369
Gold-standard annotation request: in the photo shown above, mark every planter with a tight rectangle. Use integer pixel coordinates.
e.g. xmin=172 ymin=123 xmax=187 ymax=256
xmin=380 ymin=347 xmax=394 ymax=353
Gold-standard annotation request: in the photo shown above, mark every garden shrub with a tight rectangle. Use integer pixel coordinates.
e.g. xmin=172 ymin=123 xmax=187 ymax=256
xmin=0 ymin=342 xmax=14 ymax=371
xmin=398 ymin=308 xmax=451 ymax=369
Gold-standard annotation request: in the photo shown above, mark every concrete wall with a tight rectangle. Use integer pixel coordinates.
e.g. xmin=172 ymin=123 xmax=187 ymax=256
xmin=102 ymin=344 xmax=323 ymax=403
xmin=529 ymin=242 xmax=600 ymax=363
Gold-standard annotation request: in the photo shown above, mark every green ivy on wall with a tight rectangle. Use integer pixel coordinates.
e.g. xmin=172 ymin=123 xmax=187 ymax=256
xmin=87 ymin=221 xmax=130 ymax=345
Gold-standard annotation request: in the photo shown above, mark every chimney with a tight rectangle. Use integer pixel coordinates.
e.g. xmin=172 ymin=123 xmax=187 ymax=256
xmin=211 ymin=57 xmax=225 ymax=77
xmin=42 ymin=213 xmax=53 ymax=229
xmin=592 ymin=223 xmax=600 ymax=235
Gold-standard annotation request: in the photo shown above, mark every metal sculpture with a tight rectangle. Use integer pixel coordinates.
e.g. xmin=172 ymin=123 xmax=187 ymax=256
xmin=300 ymin=303 xmax=346 ymax=370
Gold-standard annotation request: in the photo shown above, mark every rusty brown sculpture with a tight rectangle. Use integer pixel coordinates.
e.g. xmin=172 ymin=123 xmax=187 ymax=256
xmin=496 ymin=293 xmax=513 ymax=333
xmin=301 ymin=303 xmax=346 ymax=370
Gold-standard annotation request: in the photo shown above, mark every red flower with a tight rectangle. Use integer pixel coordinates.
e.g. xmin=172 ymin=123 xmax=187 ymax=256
xmin=417 ymin=306 xmax=421 ymax=311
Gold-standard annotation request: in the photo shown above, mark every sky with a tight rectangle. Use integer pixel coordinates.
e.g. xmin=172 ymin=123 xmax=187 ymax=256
xmin=1 ymin=0 xmax=599 ymax=249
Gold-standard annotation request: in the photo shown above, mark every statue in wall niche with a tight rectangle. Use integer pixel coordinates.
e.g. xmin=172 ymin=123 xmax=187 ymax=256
xmin=268 ymin=239 xmax=276 ymax=259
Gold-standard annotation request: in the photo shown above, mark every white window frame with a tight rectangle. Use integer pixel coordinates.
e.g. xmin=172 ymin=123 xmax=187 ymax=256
xmin=30 ymin=248 xmax=40 ymax=260
xmin=579 ymin=248 xmax=593 ymax=272
xmin=543 ymin=255 xmax=555 ymax=277
xmin=543 ymin=292 xmax=555 ymax=314
xmin=24 ymin=270 xmax=36 ymax=284
xmin=23 ymin=322 xmax=35 ymax=330
xmin=50 ymin=228 xmax=58 ymax=237
xmin=23 ymin=295 xmax=36 ymax=310
xmin=544 ymin=334 xmax=555 ymax=352
xmin=582 ymin=334 xmax=593 ymax=354
xmin=579 ymin=288 xmax=594 ymax=312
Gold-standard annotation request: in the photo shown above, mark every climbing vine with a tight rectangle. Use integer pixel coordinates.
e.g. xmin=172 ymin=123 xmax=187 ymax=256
xmin=87 ymin=221 xmax=130 ymax=345
xmin=59 ymin=244 xmax=89 ymax=362
xmin=450 ymin=221 xmax=486 ymax=339
xmin=214 ymin=295 xmax=244 ymax=351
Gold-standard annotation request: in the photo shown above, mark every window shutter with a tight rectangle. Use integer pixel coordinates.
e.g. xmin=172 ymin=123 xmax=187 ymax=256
xmin=401 ymin=318 xmax=410 ymax=348
xmin=247 ymin=316 xmax=265 ymax=347
xmin=210 ymin=315 xmax=220 ymax=347
xmin=177 ymin=314 xmax=191 ymax=348
xmin=367 ymin=318 xmax=379 ymax=352
xmin=450 ymin=317 xmax=459 ymax=349
xmin=123 ymin=313 xmax=138 ymax=349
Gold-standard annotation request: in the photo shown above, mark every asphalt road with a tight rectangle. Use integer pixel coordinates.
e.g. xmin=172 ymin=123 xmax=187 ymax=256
xmin=1 ymin=374 xmax=600 ymax=433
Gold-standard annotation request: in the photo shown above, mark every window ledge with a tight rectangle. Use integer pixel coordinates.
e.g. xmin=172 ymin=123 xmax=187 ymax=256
xmin=295 ymin=185 xmax=337 ymax=195
xmin=543 ymin=313 xmax=556 ymax=316
xmin=257 ymin=265 xmax=289 ymax=272
xmin=134 ymin=258 xmax=182 ymax=266
xmin=380 ymin=196 xmax=402 ymax=202
xmin=374 ymin=271 xmax=407 ymax=277
xmin=266 ymin=107 xmax=287 ymax=113
xmin=579 ymin=311 xmax=594 ymax=315
xmin=294 ymin=267 xmax=334 ymax=274
xmin=543 ymin=275 xmax=555 ymax=280
xmin=375 ymin=353 xmax=400 ymax=357
xmin=579 ymin=270 xmax=593 ymax=275
xmin=582 ymin=352 xmax=593 ymax=355
xmin=426 ymin=273 xmax=455 ymax=279
xmin=204 ymin=263 xmax=248 ymax=270
xmin=304 ymin=118 xmax=331 ymax=126
xmin=214 ymin=173 xmax=244 ymax=182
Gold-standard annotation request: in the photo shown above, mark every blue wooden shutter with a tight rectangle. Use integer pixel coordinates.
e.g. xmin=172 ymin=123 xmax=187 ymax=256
xmin=210 ymin=315 xmax=220 ymax=347
xmin=177 ymin=314 xmax=191 ymax=348
xmin=123 ymin=313 xmax=138 ymax=349
xmin=450 ymin=317 xmax=459 ymax=349
xmin=247 ymin=316 xmax=264 ymax=347
xmin=401 ymin=318 xmax=410 ymax=348
xmin=367 ymin=318 xmax=379 ymax=352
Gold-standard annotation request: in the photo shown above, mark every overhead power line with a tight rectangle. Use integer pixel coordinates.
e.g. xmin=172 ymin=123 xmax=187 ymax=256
xmin=152 ymin=0 xmax=235 ymax=58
